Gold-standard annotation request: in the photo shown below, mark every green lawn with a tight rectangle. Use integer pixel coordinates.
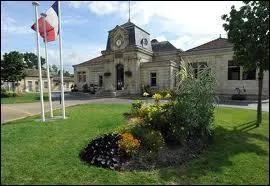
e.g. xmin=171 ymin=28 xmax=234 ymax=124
xmin=1 ymin=92 xmax=48 ymax=104
xmin=1 ymin=104 xmax=269 ymax=184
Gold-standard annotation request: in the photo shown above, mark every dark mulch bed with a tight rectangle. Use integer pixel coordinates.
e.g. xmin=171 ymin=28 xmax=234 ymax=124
xmin=120 ymin=138 xmax=211 ymax=171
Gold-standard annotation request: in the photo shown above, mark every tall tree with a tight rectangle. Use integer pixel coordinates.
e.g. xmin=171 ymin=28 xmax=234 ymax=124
xmin=1 ymin=51 xmax=26 ymax=91
xmin=222 ymin=1 xmax=269 ymax=126
xmin=23 ymin=52 xmax=46 ymax=69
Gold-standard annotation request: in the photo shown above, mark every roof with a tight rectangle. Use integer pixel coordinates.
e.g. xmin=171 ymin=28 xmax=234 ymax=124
xmin=185 ymin=37 xmax=233 ymax=52
xmin=73 ymin=56 xmax=104 ymax=67
xmin=23 ymin=68 xmax=51 ymax=78
xmin=53 ymin=76 xmax=74 ymax=82
xmin=120 ymin=21 xmax=150 ymax=35
xmin=151 ymin=40 xmax=179 ymax=52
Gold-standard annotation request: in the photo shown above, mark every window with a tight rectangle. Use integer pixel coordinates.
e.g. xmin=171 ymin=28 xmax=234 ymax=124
xmin=66 ymin=82 xmax=69 ymax=88
xmin=99 ymin=76 xmax=103 ymax=87
xmin=242 ymin=69 xmax=256 ymax=80
xmin=82 ymin=72 xmax=86 ymax=82
xmin=44 ymin=82 xmax=48 ymax=88
xmin=78 ymin=72 xmax=82 ymax=82
xmin=228 ymin=60 xmax=240 ymax=80
xmin=28 ymin=81 xmax=32 ymax=91
xmin=150 ymin=73 xmax=157 ymax=86
xmin=189 ymin=62 xmax=207 ymax=79
xmin=174 ymin=71 xmax=177 ymax=87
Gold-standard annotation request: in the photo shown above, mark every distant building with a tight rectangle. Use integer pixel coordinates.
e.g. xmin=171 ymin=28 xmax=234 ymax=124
xmin=8 ymin=69 xmax=74 ymax=92
xmin=73 ymin=21 xmax=269 ymax=99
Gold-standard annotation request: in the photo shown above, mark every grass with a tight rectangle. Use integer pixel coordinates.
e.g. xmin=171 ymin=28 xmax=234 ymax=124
xmin=1 ymin=104 xmax=269 ymax=184
xmin=1 ymin=92 xmax=48 ymax=104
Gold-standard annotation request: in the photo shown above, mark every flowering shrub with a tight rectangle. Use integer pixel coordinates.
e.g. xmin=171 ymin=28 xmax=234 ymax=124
xmin=118 ymin=132 xmax=141 ymax=156
xmin=129 ymin=117 xmax=144 ymax=125
xmin=131 ymin=100 xmax=142 ymax=115
xmin=152 ymin=93 xmax=162 ymax=103
xmin=130 ymin=126 xmax=165 ymax=152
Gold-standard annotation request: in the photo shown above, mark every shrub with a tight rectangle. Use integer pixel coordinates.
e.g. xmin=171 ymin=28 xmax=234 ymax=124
xmin=82 ymin=84 xmax=89 ymax=92
xmin=152 ymin=93 xmax=162 ymax=103
xmin=138 ymin=103 xmax=171 ymax=137
xmin=142 ymin=85 xmax=153 ymax=96
xmin=131 ymin=100 xmax=142 ymax=116
xmin=157 ymin=89 xmax=177 ymax=101
xmin=168 ymin=60 xmax=216 ymax=144
xmin=129 ymin=126 xmax=165 ymax=152
xmin=1 ymin=90 xmax=17 ymax=98
xmin=128 ymin=117 xmax=144 ymax=125
xmin=118 ymin=132 xmax=141 ymax=157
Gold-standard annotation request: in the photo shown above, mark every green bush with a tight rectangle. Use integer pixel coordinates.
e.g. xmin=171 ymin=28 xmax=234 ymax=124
xmin=129 ymin=125 xmax=165 ymax=152
xmin=131 ymin=100 xmax=142 ymax=116
xmin=137 ymin=102 xmax=173 ymax=138
xmin=167 ymin=61 xmax=216 ymax=144
xmin=1 ymin=89 xmax=16 ymax=98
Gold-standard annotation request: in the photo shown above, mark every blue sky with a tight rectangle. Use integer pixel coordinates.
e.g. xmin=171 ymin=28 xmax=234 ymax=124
xmin=1 ymin=1 xmax=244 ymax=73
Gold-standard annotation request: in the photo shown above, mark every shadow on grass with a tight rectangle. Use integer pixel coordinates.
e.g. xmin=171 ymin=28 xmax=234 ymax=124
xmin=158 ymin=125 xmax=268 ymax=184
xmin=35 ymin=95 xmax=48 ymax=101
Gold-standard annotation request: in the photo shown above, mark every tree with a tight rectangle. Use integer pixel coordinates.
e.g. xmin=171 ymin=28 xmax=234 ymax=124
xmin=1 ymin=51 xmax=25 ymax=91
xmin=50 ymin=64 xmax=59 ymax=76
xmin=222 ymin=1 xmax=269 ymax=126
xmin=64 ymin=70 xmax=71 ymax=76
xmin=23 ymin=52 xmax=46 ymax=69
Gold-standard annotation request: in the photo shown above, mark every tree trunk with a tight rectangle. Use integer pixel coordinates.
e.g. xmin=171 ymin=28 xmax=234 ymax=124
xmin=256 ymin=68 xmax=264 ymax=127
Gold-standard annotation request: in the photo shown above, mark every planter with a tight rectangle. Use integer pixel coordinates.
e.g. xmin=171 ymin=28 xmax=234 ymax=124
xmin=124 ymin=71 xmax=132 ymax=77
xmin=231 ymin=94 xmax=247 ymax=100
xmin=104 ymin=72 xmax=111 ymax=77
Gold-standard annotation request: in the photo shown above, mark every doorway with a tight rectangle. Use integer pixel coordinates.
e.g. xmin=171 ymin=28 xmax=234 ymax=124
xmin=116 ymin=64 xmax=124 ymax=90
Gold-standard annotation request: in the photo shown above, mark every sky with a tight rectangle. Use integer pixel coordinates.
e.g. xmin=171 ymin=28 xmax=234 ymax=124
xmin=1 ymin=1 xmax=244 ymax=73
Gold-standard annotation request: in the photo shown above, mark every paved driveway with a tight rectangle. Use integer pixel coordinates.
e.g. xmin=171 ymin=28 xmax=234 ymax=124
xmin=1 ymin=98 xmax=269 ymax=124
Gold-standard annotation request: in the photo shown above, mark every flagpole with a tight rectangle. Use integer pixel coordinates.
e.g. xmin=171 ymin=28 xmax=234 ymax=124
xmin=58 ymin=1 xmax=65 ymax=119
xmin=41 ymin=13 xmax=53 ymax=118
xmin=32 ymin=1 xmax=45 ymax=122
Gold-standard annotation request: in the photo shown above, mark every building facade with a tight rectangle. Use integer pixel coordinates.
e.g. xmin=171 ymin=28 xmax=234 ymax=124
xmin=73 ymin=21 xmax=269 ymax=99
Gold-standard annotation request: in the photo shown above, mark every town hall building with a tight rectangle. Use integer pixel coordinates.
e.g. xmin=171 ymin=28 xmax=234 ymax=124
xmin=73 ymin=21 xmax=269 ymax=99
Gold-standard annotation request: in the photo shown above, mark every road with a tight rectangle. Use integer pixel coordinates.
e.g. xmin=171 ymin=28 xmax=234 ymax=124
xmin=1 ymin=97 xmax=269 ymax=124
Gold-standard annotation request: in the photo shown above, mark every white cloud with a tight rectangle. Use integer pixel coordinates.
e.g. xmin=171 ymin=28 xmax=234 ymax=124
xmin=88 ymin=1 xmax=120 ymax=16
xmin=67 ymin=1 xmax=244 ymax=50
xmin=33 ymin=43 xmax=104 ymax=73
xmin=155 ymin=35 xmax=167 ymax=42
xmin=62 ymin=15 xmax=88 ymax=25
xmin=2 ymin=15 xmax=32 ymax=35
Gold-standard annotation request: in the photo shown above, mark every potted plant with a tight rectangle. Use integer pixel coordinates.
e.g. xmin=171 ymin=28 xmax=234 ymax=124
xmin=104 ymin=72 xmax=111 ymax=77
xmin=231 ymin=86 xmax=247 ymax=100
xmin=124 ymin=70 xmax=132 ymax=77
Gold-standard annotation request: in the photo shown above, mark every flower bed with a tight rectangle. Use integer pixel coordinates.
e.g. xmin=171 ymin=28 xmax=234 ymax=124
xmin=79 ymin=61 xmax=216 ymax=171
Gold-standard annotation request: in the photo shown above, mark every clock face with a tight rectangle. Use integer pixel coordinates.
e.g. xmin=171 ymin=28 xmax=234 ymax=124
xmin=116 ymin=39 xmax=122 ymax=47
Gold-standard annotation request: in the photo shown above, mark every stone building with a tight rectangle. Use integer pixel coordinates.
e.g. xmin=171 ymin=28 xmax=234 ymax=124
xmin=10 ymin=69 xmax=74 ymax=92
xmin=73 ymin=21 xmax=269 ymax=99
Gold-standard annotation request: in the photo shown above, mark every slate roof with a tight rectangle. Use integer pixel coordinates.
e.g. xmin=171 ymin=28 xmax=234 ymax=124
xmin=151 ymin=40 xmax=180 ymax=52
xmin=73 ymin=56 xmax=104 ymax=67
xmin=120 ymin=21 xmax=150 ymax=35
xmin=185 ymin=37 xmax=233 ymax=52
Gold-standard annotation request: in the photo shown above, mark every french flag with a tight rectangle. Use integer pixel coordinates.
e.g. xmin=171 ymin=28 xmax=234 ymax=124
xmin=31 ymin=1 xmax=58 ymax=42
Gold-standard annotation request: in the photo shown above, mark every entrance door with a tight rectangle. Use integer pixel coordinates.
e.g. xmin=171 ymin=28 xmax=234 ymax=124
xmin=116 ymin=64 xmax=124 ymax=90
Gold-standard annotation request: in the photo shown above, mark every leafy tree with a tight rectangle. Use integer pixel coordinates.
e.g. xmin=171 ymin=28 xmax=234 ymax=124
xmin=23 ymin=52 xmax=46 ymax=69
xmin=1 ymin=51 xmax=25 ymax=91
xmin=64 ymin=70 xmax=71 ymax=76
xmin=50 ymin=64 xmax=59 ymax=76
xmin=222 ymin=1 xmax=269 ymax=126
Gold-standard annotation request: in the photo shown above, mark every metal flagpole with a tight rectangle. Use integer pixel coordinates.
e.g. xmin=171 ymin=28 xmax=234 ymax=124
xmin=41 ymin=13 xmax=53 ymax=118
xmin=32 ymin=1 xmax=45 ymax=122
xmin=57 ymin=1 xmax=66 ymax=119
